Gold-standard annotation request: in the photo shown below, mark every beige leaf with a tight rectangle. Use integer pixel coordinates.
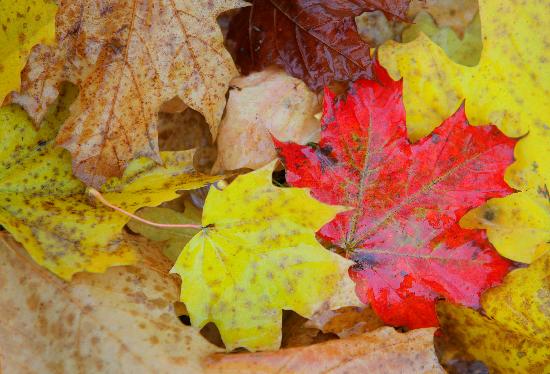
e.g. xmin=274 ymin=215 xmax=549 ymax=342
xmin=306 ymin=306 xmax=385 ymax=338
xmin=204 ymin=327 xmax=444 ymax=373
xmin=11 ymin=0 xmax=247 ymax=187
xmin=214 ymin=68 xmax=320 ymax=172
xmin=0 ymin=234 xmax=220 ymax=373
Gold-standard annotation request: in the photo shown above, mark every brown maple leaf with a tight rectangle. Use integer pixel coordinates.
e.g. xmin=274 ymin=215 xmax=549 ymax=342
xmin=11 ymin=0 xmax=247 ymax=187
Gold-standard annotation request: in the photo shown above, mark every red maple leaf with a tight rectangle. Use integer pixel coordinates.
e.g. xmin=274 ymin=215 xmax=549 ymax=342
xmin=227 ymin=0 xmax=410 ymax=91
xmin=274 ymin=65 xmax=514 ymax=328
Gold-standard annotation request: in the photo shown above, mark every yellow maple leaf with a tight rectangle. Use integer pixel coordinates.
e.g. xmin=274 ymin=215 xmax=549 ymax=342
xmin=10 ymin=0 xmax=247 ymax=187
xmin=171 ymin=161 xmax=358 ymax=351
xmin=437 ymin=253 xmax=550 ymax=373
xmin=461 ymin=189 xmax=550 ymax=263
xmin=0 ymin=88 xmax=222 ymax=280
xmin=0 ymin=0 xmax=57 ymax=102
xmin=380 ymin=0 xmax=550 ymax=263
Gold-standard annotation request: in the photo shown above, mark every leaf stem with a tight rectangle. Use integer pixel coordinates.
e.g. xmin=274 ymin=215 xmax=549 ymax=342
xmin=88 ymin=188 xmax=203 ymax=229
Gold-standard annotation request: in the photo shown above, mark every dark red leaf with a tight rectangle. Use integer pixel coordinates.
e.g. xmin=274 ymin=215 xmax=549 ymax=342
xmin=274 ymin=65 xmax=514 ymax=329
xmin=227 ymin=0 xmax=411 ymax=91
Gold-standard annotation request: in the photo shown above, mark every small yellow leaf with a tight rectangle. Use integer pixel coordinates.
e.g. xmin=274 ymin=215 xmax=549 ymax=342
xmin=437 ymin=253 xmax=550 ymax=373
xmin=402 ymin=11 xmax=481 ymax=66
xmin=128 ymin=202 xmax=202 ymax=262
xmin=0 ymin=0 xmax=57 ymax=102
xmin=171 ymin=161 xmax=357 ymax=351
xmin=0 ymin=90 xmax=222 ymax=280
xmin=461 ymin=189 xmax=550 ymax=263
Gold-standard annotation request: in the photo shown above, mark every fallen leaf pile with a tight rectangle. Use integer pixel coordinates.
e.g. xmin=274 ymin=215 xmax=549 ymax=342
xmin=0 ymin=0 xmax=548 ymax=372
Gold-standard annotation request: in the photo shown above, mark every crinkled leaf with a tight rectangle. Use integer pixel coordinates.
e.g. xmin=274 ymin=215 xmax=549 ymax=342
xmin=204 ymin=327 xmax=444 ymax=373
xmin=11 ymin=0 xmax=247 ymax=187
xmin=402 ymin=11 xmax=481 ymax=66
xmin=227 ymin=0 xmax=411 ymax=91
xmin=0 ymin=0 xmax=57 ymax=102
xmin=128 ymin=203 xmax=202 ymax=262
xmin=0 ymin=91 xmax=222 ymax=279
xmin=214 ymin=68 xmax=320 ymax=172
xmin=275 ymin=67 xmax=514 ymax=328
xmin=461 ymin=189 xmax=550 ymax=263
xmin=437 ymin=253 xmax=550 ymax=373
xmin=171 ymin=161 xmax=358 ymax=351
xmin=0 ymin=234 xmax=220 ymax=372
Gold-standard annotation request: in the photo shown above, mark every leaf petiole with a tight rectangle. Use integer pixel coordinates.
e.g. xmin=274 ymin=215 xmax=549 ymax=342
xmin=87 ymin=188 xmax=203 ymax=230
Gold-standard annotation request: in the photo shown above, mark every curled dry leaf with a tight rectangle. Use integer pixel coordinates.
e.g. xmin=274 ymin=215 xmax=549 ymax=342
xmin=0 ymin=87 xmax=222 ymax=280
xmin=437 ymin=253 xmax=550 ymax=373
xmin=204 ymin=327 xmax=444 ymax=373
xmin=0 ymin=234 xmax=221 ymax=373
xmin=10 ymin=0 xmax=247 ymax=187
xmin=171 ymin=161 xmax=358 ymax=351
xmin=214 ymin=68 xmax=320 ymax=172
xmin=0 ymin=0 xmax=57 ymax=102
xmin=275 ymin=66 xmax=514 ymax=328
xmin=227 ymin=0 xmax=411 ymax=91
xmin=306 ymin=306 xmax=385 ymax=338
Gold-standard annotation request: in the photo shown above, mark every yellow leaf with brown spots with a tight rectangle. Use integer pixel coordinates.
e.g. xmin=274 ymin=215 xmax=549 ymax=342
xmin=171 ymin=161 xmax=358 ymax=351
xmin=10 ymin=0 xmax=247 ymax=187
xmin=0 ymin=88 xmax=222 ymax=280
xmin=461 ymin=189 xmax=550 ymax=263
xmin=0 ymin=0 xmax=57 ymax=102
xmin=437 ymin=253 xmax=550 ymax=373
xmin=0 ymin=234 xmax=221 ymax=373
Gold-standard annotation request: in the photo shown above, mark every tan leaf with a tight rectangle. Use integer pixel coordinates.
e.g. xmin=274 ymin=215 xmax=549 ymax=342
xmin=214 ymin=68 xmax=320 ymax=172
xmin=204 ymin=327 xmax=444 ymax=373
xmin=11 ymin=0 xmax=247 ymax=187
xmin=0 ymin=234 xmax=220 ymax=373
xmin=306 ymin=306 xmax=385 ymax=338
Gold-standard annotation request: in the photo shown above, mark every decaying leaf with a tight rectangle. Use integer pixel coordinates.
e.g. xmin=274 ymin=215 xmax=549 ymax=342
xmin=0 ymin=0 xmax=57 ymax=102
xmin=461 ymin=189 xmax=550 ymax=263
xmin=11 ymin=0 xmax=247 ymax=187
xmin=402 ymin=11 xmax=481 ymax=66
xmin=0 ymin=234 xmax=221 ymax=373
xmin=171 ymin=161 xmax=358 ymax=351
xmin=437 ymin=253 xmax=550 ymax=373
xmin=128 ymin=202 xmax=202 ymax=262
xmin=275 ymin=67 xmax=513 ymax=328
xmin=227 ymin=0 xmax=411 ymax=91
xmin=204 ymin=327 xmax=444 ymax=373
xmin=214 ymin=68 xmax=320 ymax=172
xmin=0 ymin=90 xmax=221 ymax=279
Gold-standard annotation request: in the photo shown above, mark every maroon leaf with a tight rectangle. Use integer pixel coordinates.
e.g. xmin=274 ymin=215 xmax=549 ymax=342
xmin=228 ymin=0 xmax=411 ymax=91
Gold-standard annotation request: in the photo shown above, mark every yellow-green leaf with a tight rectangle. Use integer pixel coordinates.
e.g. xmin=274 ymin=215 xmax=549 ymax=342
xmin=402 ymin=11 xmax=481 ymax=66
xmin=461 ymin=189 xmax=550 ymax=263
xmin=437 ymin=253 xmax=550 ymax=373
xmin=0 ymin=90 xmax=222 ymax=280
xmin=0 ymin=0 xmax=57 ymax=102
xmin=128 ymin=203 xmax=202 ymax=262
xmin=171 ymin=161 xmax=357 ymax=351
